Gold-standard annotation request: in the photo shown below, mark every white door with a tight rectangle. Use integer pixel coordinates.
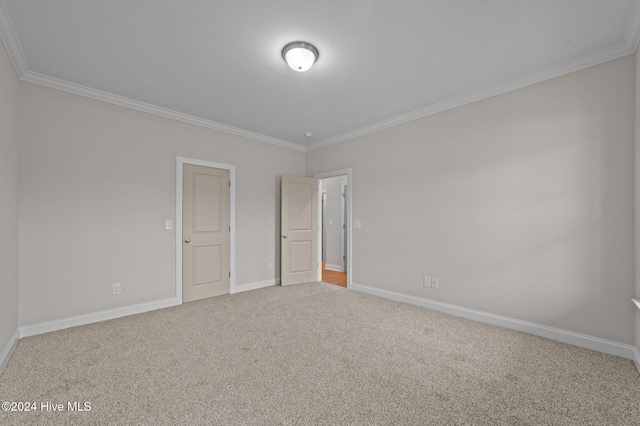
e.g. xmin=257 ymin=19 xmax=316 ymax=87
xmin=281 ymin=176 xmax=318 ymax=286
xmin=182 ymin=164 xmax=230 ymax=302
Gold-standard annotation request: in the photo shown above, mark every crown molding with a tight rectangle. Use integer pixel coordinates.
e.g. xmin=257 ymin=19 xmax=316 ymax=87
xmin=307 ymin=42 xmax=638 ymax=152
xmin=21 ymin=71 xmax=305 ymax=152
xmin=0 ymin=0 xmax=28 ymax=76
xmin=3 ymin=0 xmax=640 ymax=154
xmin=0 ymin=1 xmax=305 ymax=151
xmin=624 ymin=0 xmax=640 ymax=52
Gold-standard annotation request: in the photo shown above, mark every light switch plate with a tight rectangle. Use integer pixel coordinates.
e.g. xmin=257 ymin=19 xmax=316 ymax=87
xmin=354 ymin=220 xmax=362 ymax=229
xmin=165 ymin=220 xmax=173 ymax=230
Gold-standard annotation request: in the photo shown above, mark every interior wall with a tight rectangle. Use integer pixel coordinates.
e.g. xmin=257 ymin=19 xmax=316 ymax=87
xmin=322 ymin=175 xmax=347 ymax=270
xmin=17 ymin=82 xmax=305 ymax=327
xmin=307 ymin=55 xmax=635 ymax=345
xmin=0 ymin=39 xmax=19 ymax=355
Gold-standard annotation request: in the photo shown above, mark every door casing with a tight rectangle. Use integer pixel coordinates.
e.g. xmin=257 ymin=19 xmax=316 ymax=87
xmin=176 ymin=156 xmax=236 ymax=304
xmin=341 ymin=182 xmax=348 ymax=273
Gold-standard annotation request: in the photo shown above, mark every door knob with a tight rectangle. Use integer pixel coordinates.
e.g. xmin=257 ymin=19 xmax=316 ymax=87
xmin=184 ymin=238 xmax=191 ymax=243
xmin=283 ymin=235 xmax=288 ymax=239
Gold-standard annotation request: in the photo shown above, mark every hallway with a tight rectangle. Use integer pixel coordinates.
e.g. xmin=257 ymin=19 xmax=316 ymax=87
xmin=322 ymin=262 xmax=347 ymax=288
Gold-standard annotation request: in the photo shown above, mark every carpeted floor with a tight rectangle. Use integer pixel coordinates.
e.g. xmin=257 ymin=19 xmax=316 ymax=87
xmin=1 ymin=282 xmax=639 ymax=425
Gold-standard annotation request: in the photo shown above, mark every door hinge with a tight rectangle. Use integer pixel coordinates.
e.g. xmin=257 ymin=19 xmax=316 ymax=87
xmin=229 ymin=226 xmax=231 ymax=232
xmin=229 ymin=180 xmax=231 ymax=187
xmin=229 ymin=271 xmax=231 ymax=277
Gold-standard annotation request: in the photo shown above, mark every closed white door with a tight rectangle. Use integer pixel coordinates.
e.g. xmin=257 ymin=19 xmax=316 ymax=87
xmin=182 ymin=164 xmax=230 ymax=302
xmin=281 ymin=176 xmax=318 ymax=286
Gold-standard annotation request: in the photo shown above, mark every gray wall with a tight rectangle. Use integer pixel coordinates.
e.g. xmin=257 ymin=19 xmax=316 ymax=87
xmin=17 ymin=82 xmax=305 ymax=326
xmin=0 ymin=40 xmax=19 ymax=356
xmin=307 ymin=55 xmax=635 ymax=345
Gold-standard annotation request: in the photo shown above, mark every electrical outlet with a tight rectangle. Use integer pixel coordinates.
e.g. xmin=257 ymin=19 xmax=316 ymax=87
xmin=431 ymin=278 xmax=439 ymax=289
xmin=268 ymin=262 xmax=274 ymax=270
xmin=112 ymin=283 xmax=122 ymax=295
xmin=423 ymin=276 xmax=431 ymax=287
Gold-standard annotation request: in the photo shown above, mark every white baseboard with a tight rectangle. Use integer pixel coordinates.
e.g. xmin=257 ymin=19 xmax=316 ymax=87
xmin=18 ymin=279 xmax=282 ymax=340
xmin=20 ymin=298 xmax=178 ymax=338
xmin=231 ymin=278 xmax=280 ymax=294
xmin=351 ymin=282 xmax=636 ymax=361
xmin=324 ymin=264 xmax=343 ymax=272
xmin=0 ymin=328 xmax=20 ymax=375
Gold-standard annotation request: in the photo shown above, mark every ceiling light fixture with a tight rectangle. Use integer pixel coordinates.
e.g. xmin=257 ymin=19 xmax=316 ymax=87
xmin=282 ymin=41 xmax=319 ymax=72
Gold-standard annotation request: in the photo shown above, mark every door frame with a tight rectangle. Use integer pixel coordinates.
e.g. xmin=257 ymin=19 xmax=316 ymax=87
xmin=321 ymin=191 xmax=327 ymax=262
xmin=341 ymin=182 xmax=347 ymax=273
xmin=314 ymin=168 xmax=352 ymax=289
xmin=176 ymin=156 xmax=236 ymax=304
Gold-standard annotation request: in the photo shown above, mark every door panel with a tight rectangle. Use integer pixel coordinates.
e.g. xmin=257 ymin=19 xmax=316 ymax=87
xmin=290 ymin=240 xmax=313 ymax=272
xmin=194 ymin=245 xmax=221 ymax=285
xmin=183 ymin=165 xmax=230 ymax=302
xmin=289 ymin=181 xmax=314 ymax=230
xmin=281 ymin=176 xmax=318 ymax=286
xmin=194 ymin=173 xmax=223 ymax=232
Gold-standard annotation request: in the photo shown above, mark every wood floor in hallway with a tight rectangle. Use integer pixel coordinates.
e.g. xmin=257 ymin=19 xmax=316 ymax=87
xmin=322 ymin=262 xmax=347 ymax=288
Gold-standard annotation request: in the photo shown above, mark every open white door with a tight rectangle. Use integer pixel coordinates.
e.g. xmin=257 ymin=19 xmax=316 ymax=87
xmin=281 ymin=176 xmax=318 ymax=286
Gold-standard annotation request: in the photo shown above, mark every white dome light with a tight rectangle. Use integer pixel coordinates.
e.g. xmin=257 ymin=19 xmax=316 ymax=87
xmin=282 ymin=41 xmax=319 ymax=72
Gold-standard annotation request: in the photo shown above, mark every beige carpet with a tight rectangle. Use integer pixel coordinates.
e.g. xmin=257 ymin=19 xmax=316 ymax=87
xmin=1 ymin=282 xmax=639 ymax=425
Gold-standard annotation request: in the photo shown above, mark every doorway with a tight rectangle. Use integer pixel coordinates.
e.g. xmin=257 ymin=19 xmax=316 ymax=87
xmin=315 ymin=169 xmax=352 ymax=289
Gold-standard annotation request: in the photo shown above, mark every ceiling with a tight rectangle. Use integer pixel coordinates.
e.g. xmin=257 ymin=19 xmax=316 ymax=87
xmin=1 ymin=1 xmax=639 ymax=151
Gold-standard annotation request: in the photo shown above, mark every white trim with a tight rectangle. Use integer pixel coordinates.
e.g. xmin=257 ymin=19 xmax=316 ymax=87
xmin=2 ymin=0 xmax=639 ymax=155
xmin=624 ymin=0 xmax=640 ymax=52
xmin=306 ymin=47 xmax=637 ymax=152
xmin=2 ymin=0 xmax=640 ymax=154
xmin=176 ymin=157 xmax=236 ymax=304
xmin=632 ymin=298 xmax=640 ymax=311
xmin=17 ymin=48 xmax=640 ymax=155
xmin=19 ymin=298 xmax=177 ymax=338
xmin=351 ymin=282 xmax=636 ymax=360
xmin=20 ymin=71 xmax=304 ymax=152
xmin=0 ymin=328 xmax=19 ymax=374
xmin=324 ymin=264 xmax=342 ymax=272
xmin=314 ymin=169 xmax=352 ymax=290
xmin=0 ymin=0 xmax=28 ymax=76
xmin=321 ymin=187 xmax=327 ymax=266
xmin=230 ymin=278 xmax=280 ymax=294
xmin=341 ymin=182 xmax=347 ymax=273
xmin=633 ymin=347 xmax=640 ymax=373
xmin=317 ymin=180 xmax=323 ymax=282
